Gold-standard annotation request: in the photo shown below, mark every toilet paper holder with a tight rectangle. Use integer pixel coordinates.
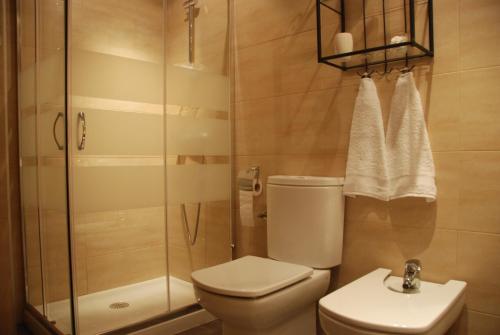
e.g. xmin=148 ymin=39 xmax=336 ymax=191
xmin=238 ymin=166 xmax=262 ymax=196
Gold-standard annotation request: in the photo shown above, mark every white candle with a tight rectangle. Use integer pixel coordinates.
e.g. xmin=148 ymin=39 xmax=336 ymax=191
xmin=334 ymin=32 xmax=353 ymax=62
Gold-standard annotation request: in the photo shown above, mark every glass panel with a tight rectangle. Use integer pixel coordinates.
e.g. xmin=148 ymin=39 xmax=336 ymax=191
xmin=18 ymin=0 xmax=73 ymax=333
xmin=37 ymin=0 xmax=72 ymax=332
xmin=165 ymin=0 xmax=232 ymax=311
xmin=18 ymin=0 xmax=44 ymax=313
xmin=69 ymin=1 xmax=167 ymax=333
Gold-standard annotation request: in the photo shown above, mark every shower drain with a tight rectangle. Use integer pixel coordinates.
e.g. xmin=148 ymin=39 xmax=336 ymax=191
xmin=109 ymin=302 xmax=130 ymax=309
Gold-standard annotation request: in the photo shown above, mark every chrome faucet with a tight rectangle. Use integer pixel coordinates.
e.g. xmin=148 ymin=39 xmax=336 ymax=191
xmin=402 ymin=259 xmax=421 ymax=290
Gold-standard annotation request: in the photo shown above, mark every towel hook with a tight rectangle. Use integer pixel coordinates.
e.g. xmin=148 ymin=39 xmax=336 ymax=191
xmin=400 ymin=52 xmax=415 ymax=74
xmin=374 ymin=61 xmax=395 ymax=76
xmin=357 ymin=55 xmax=374 ymax=78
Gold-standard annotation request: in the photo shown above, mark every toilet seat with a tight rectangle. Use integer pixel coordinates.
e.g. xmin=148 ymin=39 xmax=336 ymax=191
xmin=191 ymin=256 xmax=313 ymax=298
xmin=319 ymin=269 xmax=466 ymax=335
xmin=193 ymin=266 xmax=330 ymax=334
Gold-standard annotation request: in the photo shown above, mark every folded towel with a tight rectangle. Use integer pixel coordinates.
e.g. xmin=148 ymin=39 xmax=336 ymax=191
xmin=344 ymin=78 xmax=390 ymax=200
xmin=386 ymin=73 xmax=436 ymax=201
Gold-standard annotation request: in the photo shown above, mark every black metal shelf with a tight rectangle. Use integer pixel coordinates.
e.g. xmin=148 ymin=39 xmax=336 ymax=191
xmin=316 ymin=0 xmax=434 ymax=72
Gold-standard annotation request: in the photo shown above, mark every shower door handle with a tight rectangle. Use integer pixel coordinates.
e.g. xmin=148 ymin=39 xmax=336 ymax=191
xmin=53 ymin=112 xmax=64 ymax=150
xmin=77 ymin=111 xmax=86 ymax=150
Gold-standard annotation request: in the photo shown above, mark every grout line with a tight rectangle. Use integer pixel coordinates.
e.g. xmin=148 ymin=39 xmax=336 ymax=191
xmin=236 ymin=26 xmax=318 ymax=52
xmin=233 ymin=150 xmax=500 ymax=158
xmin=234 ymin=63 xmax=500 ymax=105
xmin=455 ymin=230 xmax=500 ymax=238
xmin=457 ymin=0 xmax=462 ymax=71
xmin=466 ymin=308 xmax=500 ymax=319
xmin=432 ymin=150 xmax=500 ymax=153
xmin=458 ymin=64 xmax=500 ymax=73
xmin=234 ymin=153 xmax=348 ymax=158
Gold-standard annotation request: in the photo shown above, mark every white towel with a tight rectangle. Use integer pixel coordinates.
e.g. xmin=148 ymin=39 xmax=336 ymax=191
xmin=386 ymin=73 xmax=436 ymax=201
xmin=344 ymin=78 xmax=390 ymax=200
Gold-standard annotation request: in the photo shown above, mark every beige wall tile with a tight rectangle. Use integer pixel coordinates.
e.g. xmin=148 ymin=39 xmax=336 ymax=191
xmin=433 ymin=152 xmax=460 ymax=230
xmin=234 ymin=0 xmax=316 ymax=50
xmin=80 ymin=207 xmax=165 ymax=257
xmin=86 ymin=245 xmax=167 ymax=293
xmin=167 ymin=200 xmax=232 ymax=281
xmin=169 ymin=245 xmax=196 ymax=282
xmin=459 ymin=152 xmax=500 ymax=234
xmin=388 ymin=198 xmax=437 ymax=229
xmin=339 ymin=220 xmax=457 ymax=287
xmin=338 ymin=221 xmax=401 ymax=287
xmin=432 ymin=0 xmax=459 ymax=74
xmin=459 ymin=0 xmax=500 ymax=70
xmin=449 ymin=309 xmax=500 ymax=335
xmin=235 ymin=86 xmax=356 ymax=155
xmin=25 ymin=265 xmax=43 ymax=306
xmin=72 ymin=0 xmax=163 ymax=63
xmin=345 ymin=197 xmax=390 ymax=225
xmin=205 ymin=201 xmax=232 ymax=267
xmin=235 ymin=154 xmax=347 ymax=208
xmin=344 ymin=0 xmax=410 ymax=20
xmin=457 ymin=232 xmax=500 ymax=315
xmin=45 ymin=264 xmax=72 ymax=303
xmin=235 ymin=29 xmax=342 ymax=102
xmin=428 ymin=74 xmax=460 ymax=151
xmin=234 ymin=210 xmax=268 ymax=259
xmin=459 ymin=68 xmax=500 ymax=151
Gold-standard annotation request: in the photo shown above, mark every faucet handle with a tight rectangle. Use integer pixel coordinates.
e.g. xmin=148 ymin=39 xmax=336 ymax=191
xmin=403 ymin=259 xmax=422 ymax=290
xmin=404 ymin=259 xmax=422 ymax=273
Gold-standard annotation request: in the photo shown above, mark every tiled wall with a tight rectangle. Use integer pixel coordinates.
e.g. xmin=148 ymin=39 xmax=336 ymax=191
xmin=0 ymin=0 xmax=24 ymax=333
xmin=233 ymin=0 xmax=500 ymax=334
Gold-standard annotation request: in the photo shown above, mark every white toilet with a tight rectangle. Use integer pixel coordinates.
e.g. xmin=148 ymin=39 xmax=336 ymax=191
xmin=191 ymin=175 xmax=345 ymax=335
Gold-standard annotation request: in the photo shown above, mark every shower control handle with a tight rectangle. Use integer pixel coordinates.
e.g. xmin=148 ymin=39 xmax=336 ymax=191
xmin=77 ymin=111 xmax=86 ymax=150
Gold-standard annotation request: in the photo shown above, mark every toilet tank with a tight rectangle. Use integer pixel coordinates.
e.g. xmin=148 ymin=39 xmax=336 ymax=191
xmin=267 ymin=176 xmax=344 ymax=269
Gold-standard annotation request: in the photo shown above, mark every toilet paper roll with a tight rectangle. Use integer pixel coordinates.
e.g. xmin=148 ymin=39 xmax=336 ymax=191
xmin=238 ymin=168 xmax=262 ymax=196
xmin=239 ymin=189 xmax=255 ymax=227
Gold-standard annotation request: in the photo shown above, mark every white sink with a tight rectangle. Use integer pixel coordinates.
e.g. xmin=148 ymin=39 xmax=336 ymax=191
xmin=319 ymin=268 xmax=467 ymax=335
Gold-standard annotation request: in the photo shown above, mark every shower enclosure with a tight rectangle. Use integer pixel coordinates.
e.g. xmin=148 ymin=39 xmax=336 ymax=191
xmin=17 ymin=1 xmax=232 ymax=334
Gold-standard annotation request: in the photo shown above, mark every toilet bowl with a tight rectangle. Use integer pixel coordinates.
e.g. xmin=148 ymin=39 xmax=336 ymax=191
xmin=191 ymin=176 xmax=345 ymax=335
xmin=192 ymin=256 xmax=330 ymax=335
xmin=319 ymin=269 xmax=467 ymax=335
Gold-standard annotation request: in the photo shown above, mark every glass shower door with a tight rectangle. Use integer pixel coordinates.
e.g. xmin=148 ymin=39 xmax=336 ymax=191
xmin=18 ymin=0 xmax=73 ymax=333
xmin=165 ymin=0 xmax=232 ymax=310
xmin=69 ymin=1 xmax=168 ymax=334
xmin=19 ymin=1 xmax=233 ymax=334
xmin=37 ymin=0 xmax=73 ymax=331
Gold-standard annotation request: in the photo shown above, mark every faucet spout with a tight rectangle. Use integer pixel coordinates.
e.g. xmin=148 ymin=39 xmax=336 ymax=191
xmin=402 ymin=259 xmax=421 ymax=290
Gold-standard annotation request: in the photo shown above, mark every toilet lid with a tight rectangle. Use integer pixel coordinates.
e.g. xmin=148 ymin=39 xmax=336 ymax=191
xmin=319 ymin=268 xmax=467 ymax=334
xmin=191 ymin=256 xmax=313 ymax=298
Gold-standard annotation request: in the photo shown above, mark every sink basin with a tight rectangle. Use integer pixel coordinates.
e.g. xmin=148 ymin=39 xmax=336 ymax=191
xmin=319 ymin=268 xmax=467 ymax=335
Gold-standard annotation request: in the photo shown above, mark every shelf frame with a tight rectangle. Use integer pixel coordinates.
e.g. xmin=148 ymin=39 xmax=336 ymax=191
xmin=316 ymin=0 xmax=434 ymax=71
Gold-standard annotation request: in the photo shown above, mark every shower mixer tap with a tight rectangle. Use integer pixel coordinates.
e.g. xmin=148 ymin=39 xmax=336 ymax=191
xmin=183 ymin=0 xmax=199 ymax=64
